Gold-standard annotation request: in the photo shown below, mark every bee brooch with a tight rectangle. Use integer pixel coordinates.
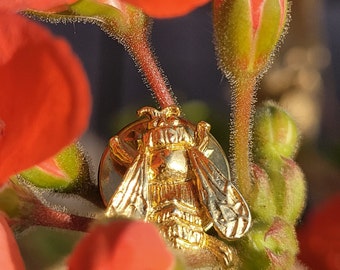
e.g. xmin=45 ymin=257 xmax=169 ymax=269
xmin=99 ymin=106 xmax=251 ymax=268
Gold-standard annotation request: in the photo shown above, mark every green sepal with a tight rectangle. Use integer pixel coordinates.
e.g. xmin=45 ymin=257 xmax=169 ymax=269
xmin=230 ymin=222 xmax=271 ymax=270
xmin=25 ymin=0 xmax=149 ymax=43
xmin=253 ymin=101 xmax=300 ymax=169
xmin=276 ymin=158 xmax=306 ymax=224
xmin=19 ymin=143 xmax=85 ymax=190
xmin=213 ymin=0 xmax=253 ymax=77
xmin=254 ymin=0 xmax=288 ymax=71
xmin=263 ymin=218 xmax=298 ymax=269
xmin=231 ymin=218 xmax=298 ymax=270
xmin=69 ymin=0 xmax=122 ymax=18
xmin=249 ymin=164 xmax=277 ymax=223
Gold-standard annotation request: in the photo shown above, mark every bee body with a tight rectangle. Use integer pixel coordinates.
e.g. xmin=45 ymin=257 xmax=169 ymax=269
xmin=100 ymin=106 xmax=251 ymax=268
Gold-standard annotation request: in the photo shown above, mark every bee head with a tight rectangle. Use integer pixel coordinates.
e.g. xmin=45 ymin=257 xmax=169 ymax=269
xmin=138 ymin=106 xmax=182 ymax=129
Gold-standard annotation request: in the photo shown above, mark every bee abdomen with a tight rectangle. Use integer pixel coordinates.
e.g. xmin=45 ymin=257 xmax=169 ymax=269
xmin=148 ymin=180 xmax=198 ymax=207
xmin=149 ymin=202 xmax=205 ymax=249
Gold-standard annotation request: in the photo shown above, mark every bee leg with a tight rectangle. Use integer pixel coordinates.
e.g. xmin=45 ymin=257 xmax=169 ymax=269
xmin=195 ymin=121 xmax=211 ymax=152
xmin=109 ymin=136 xmax=135 ymax=165
xmin=204 ymin=234 xmax=236 ymax=269
xmin=137 ymin=106 xmax=160 ymax=119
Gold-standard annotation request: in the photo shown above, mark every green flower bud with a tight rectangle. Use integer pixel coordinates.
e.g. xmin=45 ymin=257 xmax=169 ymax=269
xmin=254 ymin=156 xmax=306 ymax=225
xmin=278 ymin=158 xmax=306 ymax=224
xmin=240 ymin=218 xmax=298 ymax=269
xmin=18 ymin=143 xmax=104 ymax=208
xmin=253 ymin=101 xmax=300 ymax=168
xmin=28 ymin=0 xmax=149 ymax=45
xmin=213 ymin=0 xmax=289 ymax=78
xmin=69 ymin=0 xmax=149 ymax=41
xmin=238 ymin=222 xmax=272 ymax=269
xmin=19 ymin=143 xmax=88 ymax=190
xmin=249 ymin=164 xmax=277 ymax=223
xmin=264 ymin=218 xmax=298 ymax=269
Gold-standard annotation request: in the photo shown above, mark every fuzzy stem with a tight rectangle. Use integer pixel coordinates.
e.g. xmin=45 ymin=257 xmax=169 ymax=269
xmin=30 ymin=204 xmax=94 ymax=232
xmin=11 ymin=198 xmax=95 ymax=232
xmin=10 ymin=183 xmax=94 ymax=233
xmin=126 ymin=33 xmax=177 ymax=109
xmin=230 ymin=76 xmax=256 ymax=197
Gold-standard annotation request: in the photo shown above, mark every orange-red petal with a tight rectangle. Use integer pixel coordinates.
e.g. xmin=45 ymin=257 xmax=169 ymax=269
xmin=250 ymin=0 xmax=264 ymax=34
xmin=68 ymin=220 xmax=174 ymax=270
xmin=0 ymin=0 xmax=77 ymax=12
xmin=123 ymin=0 xmax=210 ymax=18
xmin=0 ymin=213 xmax=25 ymax=270
xmin=0 ymin=13 xmax=91 ymax=185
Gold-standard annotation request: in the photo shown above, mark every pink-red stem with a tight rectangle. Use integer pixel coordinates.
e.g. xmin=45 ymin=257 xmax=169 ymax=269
xmin=126 ymin=34 xmax=177 ymax=109
xmin=230 ymin=77 xmax=256 ymax=197
xmin=31 ymin=204 xmax=94 ymax=232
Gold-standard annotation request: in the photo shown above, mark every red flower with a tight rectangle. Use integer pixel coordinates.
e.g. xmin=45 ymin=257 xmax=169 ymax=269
xmin=102 ymin=0 xmax=211 ymax=18
xmin=0 ymin=213 xmax=25 ymax=270
xmin=0 ymin=12 xmax=91 ymax=184
xmin=0 ymin=0 xmax=77 ymax=11
xmin=68 ymin=220 xmax=175 ymax=270
xmin=297 ymin=194 xmax=340 ymax=270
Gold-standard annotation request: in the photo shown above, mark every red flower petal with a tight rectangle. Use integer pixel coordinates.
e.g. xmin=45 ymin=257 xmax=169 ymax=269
xmin=0 ymin=13 xmax=91 ymax=185
xmin=68 ymin=220 xmax=174 ymax=270
xmin=0 ymin=213 xmax=25 ymax=270
xmin=0 ymin=0 xmax=77 ymax=12
xmin=298 ymin=194 xmax=340 ymax=270
xmin=123 ymin=0 xmax=210 ymax=18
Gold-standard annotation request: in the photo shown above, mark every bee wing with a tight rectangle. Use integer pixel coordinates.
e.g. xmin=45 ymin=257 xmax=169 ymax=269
xmin=188 ymin=149 xmax=251 ymax=239
xmin=106 ymin=152 xmax=148 ymax=219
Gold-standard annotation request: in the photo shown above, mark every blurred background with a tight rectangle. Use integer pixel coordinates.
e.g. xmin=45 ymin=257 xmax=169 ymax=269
xmin=33 ymin=0 xmax=339 ymax=268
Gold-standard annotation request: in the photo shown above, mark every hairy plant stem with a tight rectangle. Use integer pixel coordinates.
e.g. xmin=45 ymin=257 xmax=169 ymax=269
xmin=30 ymin=203 xmax=94 ymax=232
xmin=126 ymin=33 xmax=177 ymax=109
xmin=230 ymin=76 xmax=256 ymax=197
xmin=9 ymin=182 xmax=94 ymax=233
xmin=19 ymin=199 xmax=94 ymax=232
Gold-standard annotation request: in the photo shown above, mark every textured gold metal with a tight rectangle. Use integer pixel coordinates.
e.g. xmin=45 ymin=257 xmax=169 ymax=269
xmin=99 ymin=106 xmax=251 ymax=268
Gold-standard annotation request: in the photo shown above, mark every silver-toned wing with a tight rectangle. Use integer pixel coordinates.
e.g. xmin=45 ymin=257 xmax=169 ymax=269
xmin=105 ymin=152 xmax=149 ymax=219
xmin=188 ymin=149 xmax=251 ymax=240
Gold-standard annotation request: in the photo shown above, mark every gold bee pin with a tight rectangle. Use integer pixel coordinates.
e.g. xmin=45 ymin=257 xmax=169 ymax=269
xmin=99 ymin=106 xmax=251 ymax=268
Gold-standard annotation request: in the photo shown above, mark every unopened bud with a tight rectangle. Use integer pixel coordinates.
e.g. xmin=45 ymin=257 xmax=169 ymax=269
xmin=213 ymin=0 xmax=289 ymax=78
xmin=278 ymin=158 xmax=306 ymax=224
xmin=253 ymin=101 xmax=299 ymax=167
xmin=19 ymin=143 xmax=90 ymax=190
xmin=237 ymin=217 xmax=298 ymax=269
xmin=249 ymin=164 xmax=277 ymax=223
xmin=264 ymin=218 xmax=298 ymax=269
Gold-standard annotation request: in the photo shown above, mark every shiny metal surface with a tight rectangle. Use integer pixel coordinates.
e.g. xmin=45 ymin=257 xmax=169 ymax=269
xmin=99 ymin=106 xmax=251 ymax=268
